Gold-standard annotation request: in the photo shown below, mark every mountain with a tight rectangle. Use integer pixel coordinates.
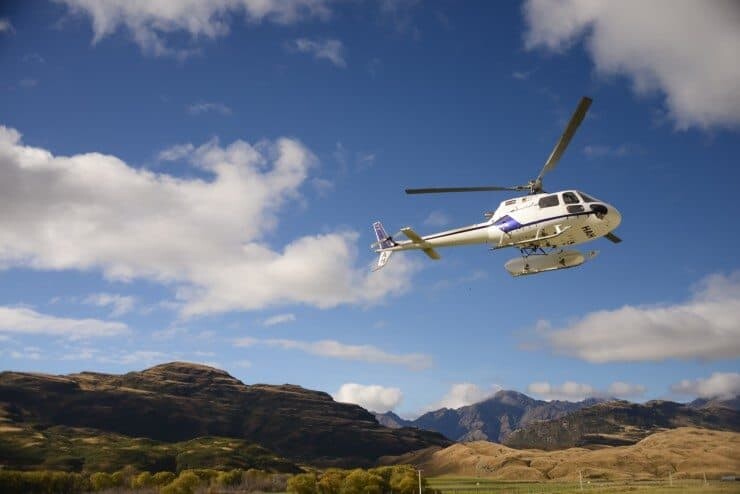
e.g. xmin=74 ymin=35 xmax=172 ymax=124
xmin=374 ymin=411 xmax=412 ymax=429
xmin=380 ymin=427 xmax=740 ymax=481
xmin=689 ymin=394 xmax=740 ymax=411
xmin=376 ymin=390 xmax=604 ymax=442
xmin=0 ymin=362 xmax=450 ymax=467
xmin=504 ymin=399 xmax=740 ymax=450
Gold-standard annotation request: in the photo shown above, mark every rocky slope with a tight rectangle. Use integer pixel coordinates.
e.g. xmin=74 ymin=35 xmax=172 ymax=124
xmin=0 ymin=362 xmax=450 ymax=466
xmin=504 ymin=399 xmax=740 ymax=450
xmin=377 ymin=391 xmax=603 ymax=442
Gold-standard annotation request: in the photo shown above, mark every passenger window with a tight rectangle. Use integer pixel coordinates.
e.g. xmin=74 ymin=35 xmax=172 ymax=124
xmin=538 ymin=195 xmax=559 ymax=208
xmin=562 ymin=192 xmax=579 ymax=204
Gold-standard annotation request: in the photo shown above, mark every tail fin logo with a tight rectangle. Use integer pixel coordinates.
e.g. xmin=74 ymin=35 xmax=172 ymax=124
xmin=373 ymin=221 xmax=396 ymax=249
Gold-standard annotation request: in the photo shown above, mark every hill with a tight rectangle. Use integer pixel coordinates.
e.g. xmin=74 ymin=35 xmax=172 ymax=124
xmin=377 ymin=391 xmax=603 ymax=442
xmin=0 ymin=362 xmax=450 ymax=467
xmin=380 ymin=427 xmax=740 ymax=481
xmin=504 ymin=399 xmax=740 ymax=450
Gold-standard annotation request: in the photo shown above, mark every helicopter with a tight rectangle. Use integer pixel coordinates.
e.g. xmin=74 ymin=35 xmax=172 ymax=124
xmin=371 ymin=96 xmax=622 ymax=276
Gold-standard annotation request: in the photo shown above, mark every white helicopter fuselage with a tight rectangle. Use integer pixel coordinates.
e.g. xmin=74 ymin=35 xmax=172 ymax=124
xmin=377 ymin=189 xmax=620 ymax=255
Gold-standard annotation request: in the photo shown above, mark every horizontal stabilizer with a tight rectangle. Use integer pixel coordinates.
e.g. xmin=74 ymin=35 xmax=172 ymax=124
xmin=422 ymin=248 xmax=441 ymax=260
xmin=401 ymin=227 xmax=440 ymax=260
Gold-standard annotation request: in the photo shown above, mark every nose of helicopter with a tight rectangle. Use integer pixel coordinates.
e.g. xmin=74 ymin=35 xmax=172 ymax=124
xmin=608 ymin=204 xmax=622 ymax=229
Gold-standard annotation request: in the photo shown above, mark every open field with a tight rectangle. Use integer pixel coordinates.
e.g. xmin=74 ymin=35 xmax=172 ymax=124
xmin=427 ymin=477 xmax=739 ymax=494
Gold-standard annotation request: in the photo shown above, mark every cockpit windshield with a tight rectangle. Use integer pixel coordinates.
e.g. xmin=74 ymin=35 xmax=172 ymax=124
xmin=562 ymin=191 xmax=580 ymax=204
xmin=577 ymin=191 xmax=598 ymax=203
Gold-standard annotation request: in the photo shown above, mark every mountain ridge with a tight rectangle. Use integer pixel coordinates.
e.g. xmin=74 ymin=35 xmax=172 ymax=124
xmin=0 ymin=361 xmax=450 ymax=467
xmin=376 ymin=390 xmax=605 ymax=442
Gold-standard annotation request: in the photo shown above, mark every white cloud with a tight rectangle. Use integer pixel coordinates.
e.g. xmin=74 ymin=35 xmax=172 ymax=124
xmin=334 ymin=383 xmax=402 ymax=412
xmin=0 ymin=125 xmax=415 ymax=316
xmin=57 ymin=0 xmax=332 ymax=58
xmin=423 ymin=211 xmax=450 ymax=228
xmin=432 ymin=383 xmax=502 ymax=409
xmin=523 ymin=0 xmax=740 ymax=130
xmin=11 ymin=346 xmax=43 ymax=360
xmin=263 ymin=313 xmax=296 ymax=326
xmin=527 ymin=380 xmax=595 ymax=401
xmin=158 ymin=143 xmax=195 ymax=162
xmin=84 ymin=293 xmax=136 ymax=316
xmin=607 ymin=381 xmax=646 ymax=398
xmin=671 ymin=372 xmax=740 ymax=399
xmin=544 ymin=272 xmax=740 ymax=362
xmin=290 ymin=38 xmax=346 ymax=67
xmin=310 ymin=177 xmax=334 ymax=196
xmin=98 ymin=350 xmax=170 ymax=365
xmin=234 ymin=337 xmax=432 ymax=370
xmin=186 ymin=102 xmax=232 ymax=116
xmin=0 ymin=18 xmax=14 ymax=34
xmin=0 ymin=306 xmax=127 ymax=340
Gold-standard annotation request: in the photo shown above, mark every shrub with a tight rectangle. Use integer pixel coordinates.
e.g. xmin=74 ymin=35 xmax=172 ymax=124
xmin=153 ymin=471 xmax=177 ymax=486
xmin=288 ymin=473 xmax=318 ymax=494
xmin=214 ymin=469 xmax=243 ymax=487
xmin=318 ymin=469 xmax=346 ymax=494
xmin=131 ymin=471 xmax=154 ymax=489
xmin=0 ymin=470 xmax=89 ymax=494
xmin=160 ymin=471 xmax=202 ymax=494
xmin=90 ymin=472 xmax=116 ymax=491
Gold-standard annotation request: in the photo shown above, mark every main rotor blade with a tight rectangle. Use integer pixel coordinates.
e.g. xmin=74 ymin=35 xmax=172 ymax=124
xmin=537 ymin=96 xmax=592 ymax=183
xmin=405 ymin=185 xmax=523 ymax=194
xmin=604 ymin=232 xmax=622 ymax=243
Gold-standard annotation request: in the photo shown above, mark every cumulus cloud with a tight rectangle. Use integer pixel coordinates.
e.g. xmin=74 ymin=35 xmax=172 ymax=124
xmin=607 ymin=381 xmax=646 ymax=398
xmin=0 ymin=125 xmax=416 ymax=317
xmin=289 ymin=38 xmax=346 ymax=67
xmin=544 ymin=272 xmax=740 ymax=362
xmin=84 ymin=293 xmax=136 ymax=316
xmin=528 ymin=380 xmax=645 ymax=401
xmin=57 ymin=0 xmax=332 ymax=58
xmin=527 ymin=381 xmax=595 ymax=401
xmin=263 ymin=313 xmax=295 ymax=326
xmin=98 ymin=349 xmax=171 ymax=365
xmin=186 ymin=102 xmax=232 ymax=116
xmin=158 ymin=143 xmax=195 ymax=162
xmin=334 ymin=383 xmax=403 ymax=412
xmin=234 ymin=337 xmax=432 ymax=370
xmin=671 ymin=372 xmax=740 ymax=399
xmin=523 ymin=0 xmax=740 ymax=130
xmin=0 ymin=306 xmax=128 ymax=340
xmin=432 ymin=383 xmax=502 ymax=409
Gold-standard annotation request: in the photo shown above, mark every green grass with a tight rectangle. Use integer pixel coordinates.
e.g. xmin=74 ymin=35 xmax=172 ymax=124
xmin=427 ymin=476 xmax=738 ymax=494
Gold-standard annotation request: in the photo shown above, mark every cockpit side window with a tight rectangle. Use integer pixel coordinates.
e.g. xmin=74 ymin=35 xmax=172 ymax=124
xmin=538 ymin=194 xmax=559 ymax=208
xmin=562 ymin=192 xmax=579 ymax=204
xmin=578 ymin=191 xmax=597 ymax=203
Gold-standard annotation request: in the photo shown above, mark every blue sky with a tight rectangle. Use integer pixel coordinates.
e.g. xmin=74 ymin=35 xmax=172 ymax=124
xmin=1 ymin=0 xmax=739 ymax=417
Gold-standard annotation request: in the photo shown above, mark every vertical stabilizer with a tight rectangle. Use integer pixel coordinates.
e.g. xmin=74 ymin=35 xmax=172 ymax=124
xmin=373 ymin=221 xmax=396 ymax=249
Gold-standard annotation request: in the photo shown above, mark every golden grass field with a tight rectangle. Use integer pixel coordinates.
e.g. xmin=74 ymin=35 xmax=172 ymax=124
xmin=383 ymin=428 xmax=739 ymax=483
xmin=426 ymin=477 xmax=739 ymax=494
